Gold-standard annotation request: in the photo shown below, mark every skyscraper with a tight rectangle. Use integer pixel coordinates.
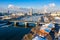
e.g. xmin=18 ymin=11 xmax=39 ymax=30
xmin=28 ymin=8 xmax=33 ymax=16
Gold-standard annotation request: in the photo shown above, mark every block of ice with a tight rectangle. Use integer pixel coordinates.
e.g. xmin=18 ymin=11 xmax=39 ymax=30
xmin=32 ymin=35 xmax=47 ymax=40
xmin=44 ymin=28 xmax=51 ymax=33
xmin=48 ymin=23 xmax=54 ymax=28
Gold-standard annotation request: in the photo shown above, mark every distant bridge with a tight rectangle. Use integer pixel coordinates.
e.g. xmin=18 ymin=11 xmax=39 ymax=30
xmin=9 ymin=20 xmax=55 ymax=28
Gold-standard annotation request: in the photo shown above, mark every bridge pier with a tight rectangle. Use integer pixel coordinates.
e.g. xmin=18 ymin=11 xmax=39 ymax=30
xmin=14 ymin=21 xmax=17 ymax=27
xmin=25 ymin=22 xmax=27 ymax=28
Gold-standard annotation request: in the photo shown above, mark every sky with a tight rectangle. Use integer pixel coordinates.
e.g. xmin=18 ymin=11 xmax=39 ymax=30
xmin=0 ymin=0 xmax=60 ymax=9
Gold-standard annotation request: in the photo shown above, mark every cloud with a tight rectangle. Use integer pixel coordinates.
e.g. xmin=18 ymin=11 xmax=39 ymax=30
xmin=43 ymin=3 xmax=56 ymax=13
xmin=43 ymin=5 xmax=48 ymax=13
xmin=43 ymin=5 xmax=48 ymax=10
xmin=8 ymin=4 xmax=20 ymax=9
xmin=8 ymin=4 xmax=14 ymax=9
xmin=49 ymin=3 xmax=55 ymax=8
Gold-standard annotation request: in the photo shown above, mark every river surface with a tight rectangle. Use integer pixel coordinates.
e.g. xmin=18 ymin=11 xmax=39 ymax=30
xmin=16 ymin=15 xmax=44 ymax=22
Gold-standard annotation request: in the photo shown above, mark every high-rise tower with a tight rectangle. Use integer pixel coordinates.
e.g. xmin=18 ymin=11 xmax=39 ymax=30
xmin=28 ymin=8 xmax=33 ymax=16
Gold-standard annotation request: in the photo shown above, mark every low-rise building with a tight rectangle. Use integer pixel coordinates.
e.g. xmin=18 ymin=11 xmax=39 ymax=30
xmin=51 ymin=12 xmax=60 ymax=17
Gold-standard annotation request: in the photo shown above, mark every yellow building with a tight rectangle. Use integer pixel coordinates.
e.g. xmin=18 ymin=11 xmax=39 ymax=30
xmin=51 ymin=12 xmax=60 ymax=17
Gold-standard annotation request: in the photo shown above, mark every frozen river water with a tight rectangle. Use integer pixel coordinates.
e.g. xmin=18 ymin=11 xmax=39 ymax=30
xmin=20 ymin=15 xmax=44 ymax=22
